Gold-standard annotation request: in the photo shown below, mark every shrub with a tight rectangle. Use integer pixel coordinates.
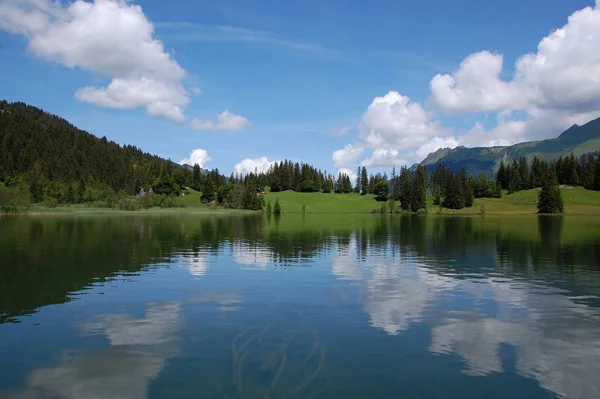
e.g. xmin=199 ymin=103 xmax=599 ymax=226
xmin=274 ymin=198 xmax=282 ymax=214
xmin=43 ymin=197 xmax=59 ymax=208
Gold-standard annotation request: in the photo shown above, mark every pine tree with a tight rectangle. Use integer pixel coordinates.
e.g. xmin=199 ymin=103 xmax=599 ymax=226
xmin=201 ymin=175 xmax=217 ymax=203
xmin=399 ymin=167 xmax=412 ymax=211
xmin=581 ymin=155 xmax=596 ymax=189
xmin=497 ymin=160 xmax=509 ymax=190
xmin=411 ymin=165 xmax=427 ymax=212
xmin=360 ymin=167 xmax=368 ymax=195
xmin=594 ymin=156 xmax=600 ymax=191
xmin=538 ymin=169 xmax=564 ymax=214
xmin=459 ymin=168 xmax=473 ymax=207
xmin=273 ymin=198 xmax=281 ymax=214
xmin=374 ymin=180 xmax=389 ymax=202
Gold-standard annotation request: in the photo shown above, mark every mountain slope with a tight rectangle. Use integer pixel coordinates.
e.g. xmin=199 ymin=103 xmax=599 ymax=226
xmin=0 ymin=100 xmax=180 ymax=199
xmin=420 ymin=117 xmax=600 ymax=176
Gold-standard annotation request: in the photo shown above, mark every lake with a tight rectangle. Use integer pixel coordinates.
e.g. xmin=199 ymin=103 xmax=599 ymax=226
xmin=1 ymin=214 xmax=600 ymax=399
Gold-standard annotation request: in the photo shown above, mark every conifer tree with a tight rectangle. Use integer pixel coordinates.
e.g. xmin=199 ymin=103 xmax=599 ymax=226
xmin=360 ymin=167 xmax=368 ymax=195
xmin=538 ymin=169 xmax=564 ymax=214
xmin=411 ymin=165 xmax=427 ymax=212
xmin=201 ymin=175 xmax=217 ymax=203
xmin=274 ymin=198 xmax=281 ymax=214
xmin=399 ymin=167 xmax=412 ymax=211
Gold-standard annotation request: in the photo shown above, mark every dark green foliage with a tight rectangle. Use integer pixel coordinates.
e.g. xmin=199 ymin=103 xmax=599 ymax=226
xmin=398 ymin=167 xmax=412 ymax=211
xmin=472 ymin=174 xmax=502 ymax=198
xmin=192 ymin=164 xmax=203 ymax=190
xmin=274 ymin=198 xmax=281 ymax=214
xmin=360 ymin=167 xmax=368 ymax=195
xmin=217 ymin=182 xmax=234 ymax=205
xmin=266 ymin=201 xmax=272 ymax=214
xmin=595 ymin=156 xmax=600 ymax=191
xmin=391 ymin=167 xmax=400 ymax=200
xmin=201 ymin=176 xmax=217 ymax=203
xmin=433 ymin=189 xmax=441 ymax=206
xmin=334 ymin=172 xmax=353 ymax=193
xmin=0 ymin=100 xmax=205 ymax=204
xmin=442 ymin=173 xmax=463 ymax=209
xmin=497 ymin=160 xmax=509 ymax=190
xmin=411 ymin=165 xmax=427 ymax=212
xmin=459 ymin=168 xmax=474 ymax=207
xmin=581 ymin=156 xmax=596 ymax=189
xmin=152 ymin=176 xmax=181 ymax=197
xmin=538 ymin=170 xmax=564 ymax=214
xmin=374 ymin=180 xmax=389 ymax=202
xmin=0 ymin=182 xmax=30 ymax=212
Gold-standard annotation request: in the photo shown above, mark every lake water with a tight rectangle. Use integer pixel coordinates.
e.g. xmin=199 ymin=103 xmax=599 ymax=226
xmin=1 ymin=214 xmax=600 ymax=399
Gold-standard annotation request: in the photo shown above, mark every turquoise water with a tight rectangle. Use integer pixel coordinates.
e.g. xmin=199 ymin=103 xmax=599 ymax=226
xmin=1 ymin=214 xmax=600 ymax=398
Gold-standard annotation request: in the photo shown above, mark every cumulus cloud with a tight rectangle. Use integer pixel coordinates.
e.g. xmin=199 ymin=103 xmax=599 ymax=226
xmin=332 ymin=143 xmax=364 ymax=168
xmin=335 ymin=91 xmax=454 ymax=167
xmin=0 ymin=0 xmax=190 ymax=122
xmin=429 ymin=51 xmax=530 ymax=113
xmin=179 ymin=148 xmax=211 ymax=167
xmin=429 ymin=2 xmax=600 ymax=146
xmin=190 ymin=110 xmax=251 ymax=132
xmin=416 ymin=136 xmax=459 ymax=159
xmin=333 ymin=2 xmax=600 ymax=165
xmin=430 ymin=2 xmax=600 ymax=116
xmin=233 ymin=156 xmax=279 ymax=175
xmin=361 ymin=148 xmax=408 ymax=167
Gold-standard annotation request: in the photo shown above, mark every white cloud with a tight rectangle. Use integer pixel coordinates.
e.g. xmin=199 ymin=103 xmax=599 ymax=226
xmin=327 ymin=125 xmax=352 ymax=136
xmin=233 ymin=156 xmax=278 ymax=175
xmin=0 ymin=0 xmax=190 ymax=122
xmin=332 ymin=143 xmax=364 ymax=168
xmin=359 ymin=91 xmax=447 ymax=150
xmin=333 ymin=2 xmax=600 ymax=164
xmin=190 ymin=110 xmax=251 ymax=132
xmin=427 ymin=2 xmax=600 ymax=147
xmin=416 ymin=136 xmax=459 ymax=159
xmin=429 ymin=51 xmax=530 ymax=114
xmin=333 ymin=91 xmax=454 ymax=167
xmin=361 ymin=148 xmax=408 ymax=167
xmin=179 ymin=148 xmax=211 ymax=167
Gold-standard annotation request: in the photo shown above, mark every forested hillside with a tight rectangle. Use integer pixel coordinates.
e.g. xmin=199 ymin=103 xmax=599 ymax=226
xmin=0 ymin=100 xmax=180 ymax=203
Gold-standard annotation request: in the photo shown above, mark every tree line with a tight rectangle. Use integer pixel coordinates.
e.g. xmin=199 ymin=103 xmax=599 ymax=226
xmin=497 ymin=154 xmax=600 ymax=193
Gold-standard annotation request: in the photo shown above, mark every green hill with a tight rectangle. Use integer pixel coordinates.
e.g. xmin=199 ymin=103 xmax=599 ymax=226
xmin=420 ymin=117 xmax=600 ymax=176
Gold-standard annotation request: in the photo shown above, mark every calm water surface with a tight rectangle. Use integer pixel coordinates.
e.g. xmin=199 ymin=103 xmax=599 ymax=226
xmin=1 ymin=214 xmax=600 ymax=398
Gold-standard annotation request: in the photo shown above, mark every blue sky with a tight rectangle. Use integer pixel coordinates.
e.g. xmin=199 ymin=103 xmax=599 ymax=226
xmin=1 ymin=0 xmax=599 ymax=177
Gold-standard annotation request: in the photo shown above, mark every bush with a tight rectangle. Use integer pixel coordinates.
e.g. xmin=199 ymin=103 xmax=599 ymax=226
xmin=274 ymin=198 xmax=282 ymax=214
xmin=117 ymin=197 xmax=141 ymax=211
xmin=0 ymin=183 xmax=31 ymax=213
xmin=43 ymin=197 xmax=59 ymax=208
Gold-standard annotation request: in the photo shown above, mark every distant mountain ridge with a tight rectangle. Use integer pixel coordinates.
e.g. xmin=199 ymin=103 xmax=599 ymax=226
xmin=419 ymin=117 xmax=600 ymax=176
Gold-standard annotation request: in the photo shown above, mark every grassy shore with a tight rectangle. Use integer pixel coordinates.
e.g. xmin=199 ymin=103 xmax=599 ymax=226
xmin=5 ymin=187 xmax=600 ymax=216
xmin=265 ymin=187 xmax=600 ymax=215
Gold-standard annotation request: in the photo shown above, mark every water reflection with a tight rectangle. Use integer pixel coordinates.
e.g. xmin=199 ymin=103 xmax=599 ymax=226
xmin=2 ymin=214 xmax=600 ymax=399
xmin=329 ymin=218 xmax=600 ymax=399
xmin=7 ymin=302 xmax=181 ymax=399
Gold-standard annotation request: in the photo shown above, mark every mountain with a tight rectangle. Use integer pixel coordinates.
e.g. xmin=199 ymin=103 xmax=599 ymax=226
xmin=420 ymin=117 xmax=600 ymax=176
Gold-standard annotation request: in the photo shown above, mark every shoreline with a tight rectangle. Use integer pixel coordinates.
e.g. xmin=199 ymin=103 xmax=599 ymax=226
xmin=3 ymin=207 xmax=599 ymax=217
